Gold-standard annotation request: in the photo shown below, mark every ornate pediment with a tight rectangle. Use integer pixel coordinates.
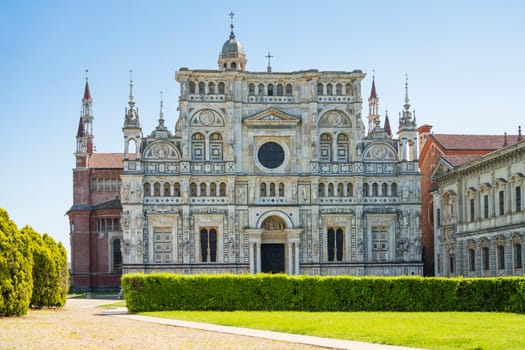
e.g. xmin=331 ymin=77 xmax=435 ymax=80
xmin=244 ymin=108 xmax=300 ymax=127
xmin=190 ymin=109 xmax=224 ymax=127
xmin=143 ymin=141 xmax=181 ymax=161
xmin=362 ymin=142 xmax=397 ymax=161
xmin=431 ymin=158 xmax=454 ymax=180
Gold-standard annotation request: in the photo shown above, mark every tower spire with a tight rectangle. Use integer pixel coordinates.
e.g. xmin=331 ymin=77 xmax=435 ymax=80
xmin=403 ymin=73 xmax=410 ymax=111
xmin=229 ymin=11 xmax=235 ymax=39
xmin=80 ymin=70 xmax=94 ymax=154
xmin=367 ymin=72 xmax=380 ymax=135
xmin=124 ymin=70 xmax=140 ymax=127
xmin=158 ymin=91 xmax=165 ymax=128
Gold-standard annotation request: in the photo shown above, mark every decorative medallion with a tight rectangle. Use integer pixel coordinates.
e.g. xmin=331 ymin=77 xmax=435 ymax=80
xmin=199 ymin=110 xmax=214 ymax=126
xmin=328 ymin=111 xmax=342 ymax=126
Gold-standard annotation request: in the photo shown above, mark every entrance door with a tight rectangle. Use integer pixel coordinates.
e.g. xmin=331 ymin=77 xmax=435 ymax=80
xmin=261 ymin=244 xmax=285 ymax=273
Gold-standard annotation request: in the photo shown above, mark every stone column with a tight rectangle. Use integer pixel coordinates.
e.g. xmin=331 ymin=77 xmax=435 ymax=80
xmin=294 ymin=242 xmax=300 ymax=275
xmin=249 ymin=242 xmax=255 ymax=274
xmin=256 ymin=243 xmax=261 ymax=273
xmin=288 ymin=243 xmax=293 ymax=274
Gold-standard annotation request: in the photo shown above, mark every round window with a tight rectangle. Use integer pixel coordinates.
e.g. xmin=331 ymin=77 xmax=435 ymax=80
xmin=258 ymin=142 xmax=285 ymax=169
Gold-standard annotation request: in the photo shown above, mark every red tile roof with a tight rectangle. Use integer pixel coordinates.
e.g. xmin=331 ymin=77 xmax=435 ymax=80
xmin=88 ymin=153 xmax=124 ymax=168
xmin=443 ymin=154 xmax=483 ymax=167
xmin=433 ymin=134 xmax=520 ymax=151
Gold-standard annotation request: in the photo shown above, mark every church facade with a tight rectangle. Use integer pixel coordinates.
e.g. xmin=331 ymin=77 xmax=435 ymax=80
xmin=69 ymin=21 xmax=422 ymax=291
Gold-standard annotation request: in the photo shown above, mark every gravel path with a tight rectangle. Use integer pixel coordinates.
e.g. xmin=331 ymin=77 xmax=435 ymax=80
xmin=0 ymin=298 xmax=325 ymax=350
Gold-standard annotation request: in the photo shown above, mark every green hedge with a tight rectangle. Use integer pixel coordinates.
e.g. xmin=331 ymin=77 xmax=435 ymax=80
xmin=122 ymin=273 xmax=525 ymax=313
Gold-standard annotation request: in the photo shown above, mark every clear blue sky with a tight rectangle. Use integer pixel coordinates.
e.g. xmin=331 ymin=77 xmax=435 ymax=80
xmin=1 ymin=0 xmax=524 ymax=259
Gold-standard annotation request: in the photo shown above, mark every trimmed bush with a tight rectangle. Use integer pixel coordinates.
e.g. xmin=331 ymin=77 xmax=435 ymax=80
xmin=22 ymin=227 xmax=68 ymax=308
xmin=122 ymin=273 xmax=525 ymax=313
xmin=0 ymin=209 xmax=33 ymax=316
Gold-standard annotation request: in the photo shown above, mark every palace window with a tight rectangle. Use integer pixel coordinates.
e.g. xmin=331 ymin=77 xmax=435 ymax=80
xmin=200 ymin=228 xmax=217 ymax=262
xmin=499 ymin=190 xmax=505 ymax=215
xmin=198 ymin=82 xmax=205 ymax=94
xmin=327 ymin=183 xmax=334 ymax=197
xmin=363 ymin=183 xmax=370 ymax=197
xmin=470 ymin=198 xmax=475 ymax=222
xmin=285 ymin=84 xmax=293 ymax=96
xmin=497 ymin=243 xmax=505 ymax=270
xmin=190 ymin=182 xmax=197 ymax=196
xmin=260 ymin=183 xmax=267 ymax=196
xmin=218 ymin=82 xmax=225 ymax=94
xmin=327 ymin=227 xmax=344 ymax=262
xmin=208 ymin=82 xmax=215 ymax=94
xmin=513 ymin=236 xmax=522 ymax=269
xmin=154 ymin=182 xmax=161 ymax=196
xmin=335 ymin=83 xmax=342 ymax=96
xmin=153 ymin=227 xmax=172 ymax=263
xmin=267 ymin=84 xmax=274 ymax=96
xmin=372 ymin=183 xmax=379 ymax=197
xmin=209 ymin=133 xmax=223 ymax=161
xmin=164 ymin=182 xmax=170 ymax=197
xmin=516 ymin=186 xmax=522 ymax=212
xmin=337 ymin=183 xmax=344 ymax=197
xmin=336 ymin=134 xmax=349 ymax=162
xmin=449 ymin=253 xmax=456 ymax=274
xmin=317 ymin=83 xmax=323 ymax=95
xmin=276 ymin=84 xmax=283 ymax=96
xmin=199 ymin=183 xmax=207 ymax=197
xmin=174 ymin=182 xmax=181 ymax=197
xmin=189 ymin=81 xmax=195 ymax=94
xmin=481 ymin=241 xmax=490 ymax=271
xmin=347 ymin=183 xmax=354 ymax=197
xmin=258 ymin=83 xmax=264 ymax=96
xmin=484 ymin=195 xmax=489 ymax=218
xmin=391 ymin=183 xmax=398 ymax=196
xmin=326 ymin=83 xmax=333 ymax=95
xmin=219 ymin=182 xmax=226 ymax=196
xmin=248 ymin=83 xmax=255 ymax=95
xmin=468 ymin=244 xmax=476 ymax=272
xmin=278 ymin=183 xmax=284 ymax=196
xmin=112 ymin=238 xmax=122 ymax=272
xmin=144 ymin=183 xmax=151 ymax=196
xmin=318 ymin=183 xmax=325 ymax=198
xmin=191 ymin=133 xmax=205 ymax=161
xmin=371 ymin=225 xmax=389 ymax=261
xmin=319 ymin=133 xmax=332 ymax=162
xmin=345 ymin=83 xmax=352 ymax=95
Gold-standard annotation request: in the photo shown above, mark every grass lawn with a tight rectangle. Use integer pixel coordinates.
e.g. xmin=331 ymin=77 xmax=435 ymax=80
xmin=141 ymin=310 xmax=525 ymax=350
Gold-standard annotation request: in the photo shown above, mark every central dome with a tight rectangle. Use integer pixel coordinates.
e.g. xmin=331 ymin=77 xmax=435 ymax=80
xmin=218 ymin=27 xmax=247 ymax=71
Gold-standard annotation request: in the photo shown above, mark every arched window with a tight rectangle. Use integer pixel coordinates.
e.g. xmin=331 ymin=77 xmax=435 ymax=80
xmin=154 ymin=182 xmax=161 ymax=197
xmin=363 ymin=183 xmax=370 ymax=197
xmin=382 ymin=183 xmax=388 ymax=197
xmin=319 ymin=183 xmax=325 ymax=198
xmin=189 ymin=81 xmax=195 ymax=94
xmin=391 ymin=183 xmax=398 ymax=196
xmin=347 ymin=183 xmax=354 ymax=197
xmin=320 ymin=133 xmax=332 ymax=162
xmin=200 ymin=183 xmax=207 ymax=197
xmin=278 ymin=183 xmax=284 ymax=197
xmin=345 ymin=83 xmax=352 ymax=95
xmin=231 ymin=62 xmax=237 ymax=70
xmin=174 ymin=182 xmax=180 ymax=196
xmin=336 ymin=83 xmax=342 ymax=95
xmin=285 ymin=84 xmax=293 ymax=96
xmin=209 ymin=133 xmax=223 ymax=161
xmin=144 ymin=183 xmax=151 ymax=197
xmin=208 ymin=82 xmax=215 ymax=94
xmin=317 ymin=83 xmax=324 ymax=95
xmin=481 ymin=240 xmax=490 ymax=271
xmin=513 ymin=235 xmax=522 ymax=269
xmin=372 ymin=183 xmax=379 ymax=196
xmin=276 ymin=84 xmax=283 ymax=96
xmin=164 ymin=182 xmax=171 ymax=197
xmin=198 ymin=82 xmax=205 ymax=94
xmin=258 ymin=83 xmax=264 ymax=96
xmin=337 ymin=134 xmax=349 ymax=162
xmin=328 ymin=183 xmax=334 ymax=196
xmin=268 ymin=84 xmax=274 ymax=96
xmin=219 ymin=182 xmax=226 ymax=196
xmin=218 ymin=82 xmax=225 ymax=94
xmin=190 ymin=182 xmax=197 ymax=197
xmin=327 ymin=227 xmax=344 ymax=261
xmin=191 ymin=133 xmax=205 ymax=161
xmin=337 ymin=183 xmax=344 ymax=197
xmin=200 ymin=228 xmax=217 ymax=262
xmin=260 ymin=183 xmax=267 ymax=197
xmin=249 ymin=83 xmax=255 ymax=95
xmin=326 ymin=83 xmax=333 ymax=95
xmin=210 ymin=182 xmax=217 ymax=197
xmin=112 ymin=239 xmax=122 ymax=272
xmin=270 ymin=183 xmax=276 ymax=196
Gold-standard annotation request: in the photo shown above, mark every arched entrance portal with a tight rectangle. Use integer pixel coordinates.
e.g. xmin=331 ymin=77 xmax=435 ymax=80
xmin=261 ymin=216 xmax=286 ymax=273
xmin=246 ymin=214 xmax=302 ymax=274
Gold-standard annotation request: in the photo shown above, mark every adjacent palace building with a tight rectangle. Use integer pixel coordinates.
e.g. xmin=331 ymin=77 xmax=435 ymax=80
xmin=68 ymin=20 xmax=423 ymax=291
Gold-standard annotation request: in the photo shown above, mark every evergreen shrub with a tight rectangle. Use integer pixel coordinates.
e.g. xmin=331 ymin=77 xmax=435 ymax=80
xmin=122 ymin=273 xmax=525 ymax=313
